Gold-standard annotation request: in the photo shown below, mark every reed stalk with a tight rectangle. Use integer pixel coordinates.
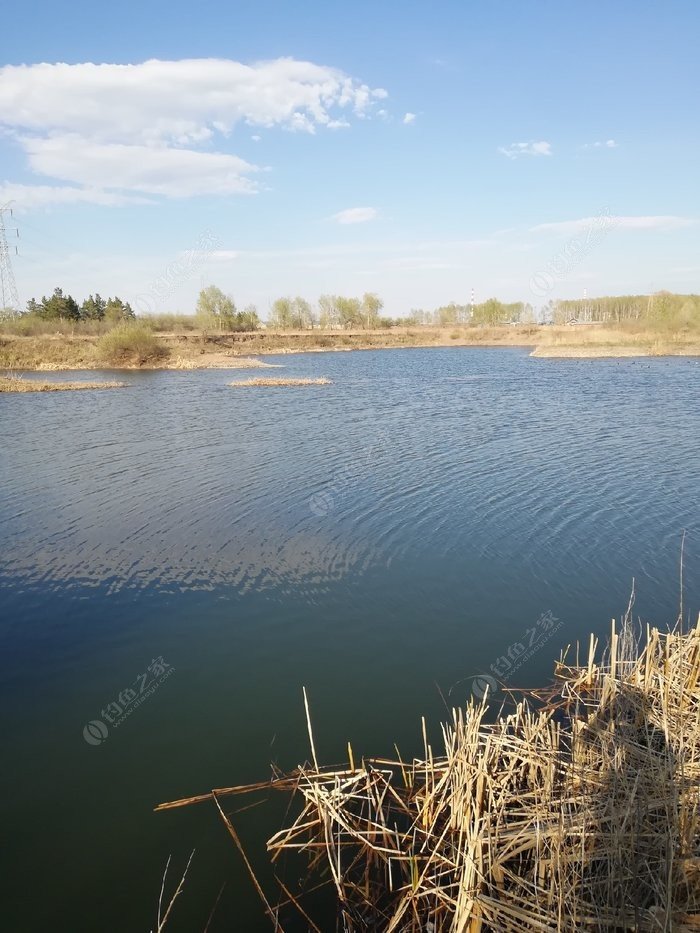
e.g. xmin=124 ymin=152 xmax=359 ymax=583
xmin=158 ymin=614 xmax=700 ymax=931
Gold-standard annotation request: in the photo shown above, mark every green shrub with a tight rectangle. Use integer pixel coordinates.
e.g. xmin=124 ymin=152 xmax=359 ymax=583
xmin=96 ymin=322 xmax=169 ymax=366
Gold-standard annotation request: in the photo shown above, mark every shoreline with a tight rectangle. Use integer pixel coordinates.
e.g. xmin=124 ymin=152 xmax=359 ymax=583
xmin=1 ymin=325 xmax=699 ymax=370
xmin=531 ymin=344 xmax=700 ymax=358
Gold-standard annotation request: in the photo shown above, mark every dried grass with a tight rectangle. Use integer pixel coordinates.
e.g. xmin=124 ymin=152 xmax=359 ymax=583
xmin=158 ymin=613 xmax=700 ymax=931
xmin=168 ymin=356 xmax=278 ymax=370
xmin=228 ymin=376 xmax=331 ymax=387
xmin=0 ymin=375 xmax=126 ymax=393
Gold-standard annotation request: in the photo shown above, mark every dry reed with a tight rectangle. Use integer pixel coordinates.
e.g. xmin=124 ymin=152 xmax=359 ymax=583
xmin=0 ymin=375 xmax=126 ymax=393
xmin=158 ymin=614 xmax=700 ymax=931
xmin=228 ymin=376 xmax=331 ymax=387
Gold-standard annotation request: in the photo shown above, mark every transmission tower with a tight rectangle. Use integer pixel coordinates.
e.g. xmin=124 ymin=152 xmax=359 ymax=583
xmin=0 ymin=205 xmax=21 ymax=319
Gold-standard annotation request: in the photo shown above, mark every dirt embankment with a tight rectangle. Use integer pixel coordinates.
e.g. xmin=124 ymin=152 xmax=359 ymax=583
xmin=0 ymin=333 xmax=278 ymax=371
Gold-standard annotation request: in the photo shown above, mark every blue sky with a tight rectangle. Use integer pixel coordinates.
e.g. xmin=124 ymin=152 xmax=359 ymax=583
xmin=2 ymin=0 xmax=699 ymax=316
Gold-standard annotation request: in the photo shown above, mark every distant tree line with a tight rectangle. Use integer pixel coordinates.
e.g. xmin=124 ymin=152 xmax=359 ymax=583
xmin=267 ymin=292 xmax=389 ymax=329
xmin=18 ymin=284 xmax=699 ymax=333
xmin=25 ymin=288 xmax=134 ymax=323
xmin=407 ymin=299 xmax=535 ymax=326
xmin=552 ymin=292 xmax=700 ymax=326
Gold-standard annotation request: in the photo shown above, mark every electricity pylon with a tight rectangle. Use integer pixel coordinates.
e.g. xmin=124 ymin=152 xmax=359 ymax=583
xmin=0 ymin=204 xmax=21 ymax=319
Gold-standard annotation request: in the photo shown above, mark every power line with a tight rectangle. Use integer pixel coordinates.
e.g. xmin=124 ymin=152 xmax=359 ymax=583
xmin=0 ymin=204 xmax=21 ymax=318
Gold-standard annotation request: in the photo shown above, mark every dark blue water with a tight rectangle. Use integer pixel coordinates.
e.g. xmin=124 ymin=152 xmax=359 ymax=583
xmin=1 ymin=348 xmax=698 ymax=932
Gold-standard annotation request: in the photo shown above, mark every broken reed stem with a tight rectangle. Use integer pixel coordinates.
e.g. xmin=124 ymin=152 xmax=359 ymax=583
xmin=212 ymin=792 xmax=283 ymax=932
xmin=158 ymin=613 xmax=700 ymax=932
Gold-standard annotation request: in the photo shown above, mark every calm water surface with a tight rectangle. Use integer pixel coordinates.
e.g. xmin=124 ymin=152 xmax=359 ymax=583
xmin=1 ymin=348 xmax=698 ymax=932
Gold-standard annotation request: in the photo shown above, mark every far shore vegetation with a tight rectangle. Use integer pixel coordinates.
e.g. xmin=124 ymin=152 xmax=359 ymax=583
xmin=1 ymin=286 xmax=699 ymax=370
xmin=6 ymin=285 xmax=700 ymax=333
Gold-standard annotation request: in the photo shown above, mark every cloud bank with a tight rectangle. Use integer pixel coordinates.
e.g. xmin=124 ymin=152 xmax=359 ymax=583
xmin=0 ymin=58 xmax=388 ymax=206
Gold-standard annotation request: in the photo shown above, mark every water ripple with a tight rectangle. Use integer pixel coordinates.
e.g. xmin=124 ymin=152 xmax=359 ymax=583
xmin=0 ymin=351 xmax=698 ymax=605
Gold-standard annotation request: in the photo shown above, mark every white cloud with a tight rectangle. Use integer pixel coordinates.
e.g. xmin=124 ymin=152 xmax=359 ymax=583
xmin=332 ymin=207 xmax=378 ymax=225
xmin=498 ymin=140 xmax=552 ymax=159
xmin=584 ymin=139 xmax=618 ymax=149
xmin=531 ymin=215 xmax=696 ymax=234
xmin=22 ymin=135 xmax=259 ymax=197
xmin=0 ymin=58 xmax=387 ymax=205
xmin=0 ymin=182 xmax=145 ymax=209
xmin=403 ymin=112 xmax=416 ymax=125
xmin=0 ymin=59 xmax=385 ymax=141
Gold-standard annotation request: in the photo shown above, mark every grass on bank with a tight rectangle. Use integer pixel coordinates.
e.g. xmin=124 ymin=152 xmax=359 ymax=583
xmin=229 ymin=376 xmax=331 ymax=387
xmin=0 ymin=375 xmax=126 ymax=393
xmin=95 ymin=322 xmax=170 ymax=366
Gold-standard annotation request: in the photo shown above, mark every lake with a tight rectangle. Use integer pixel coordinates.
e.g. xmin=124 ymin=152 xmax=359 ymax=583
xmin=1 ymin=347 xmax=698 ymax=932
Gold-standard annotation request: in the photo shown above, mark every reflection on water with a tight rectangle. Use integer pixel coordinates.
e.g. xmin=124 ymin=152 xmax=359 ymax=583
xmin=0 ymin=348 xmax=698 ymax=932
